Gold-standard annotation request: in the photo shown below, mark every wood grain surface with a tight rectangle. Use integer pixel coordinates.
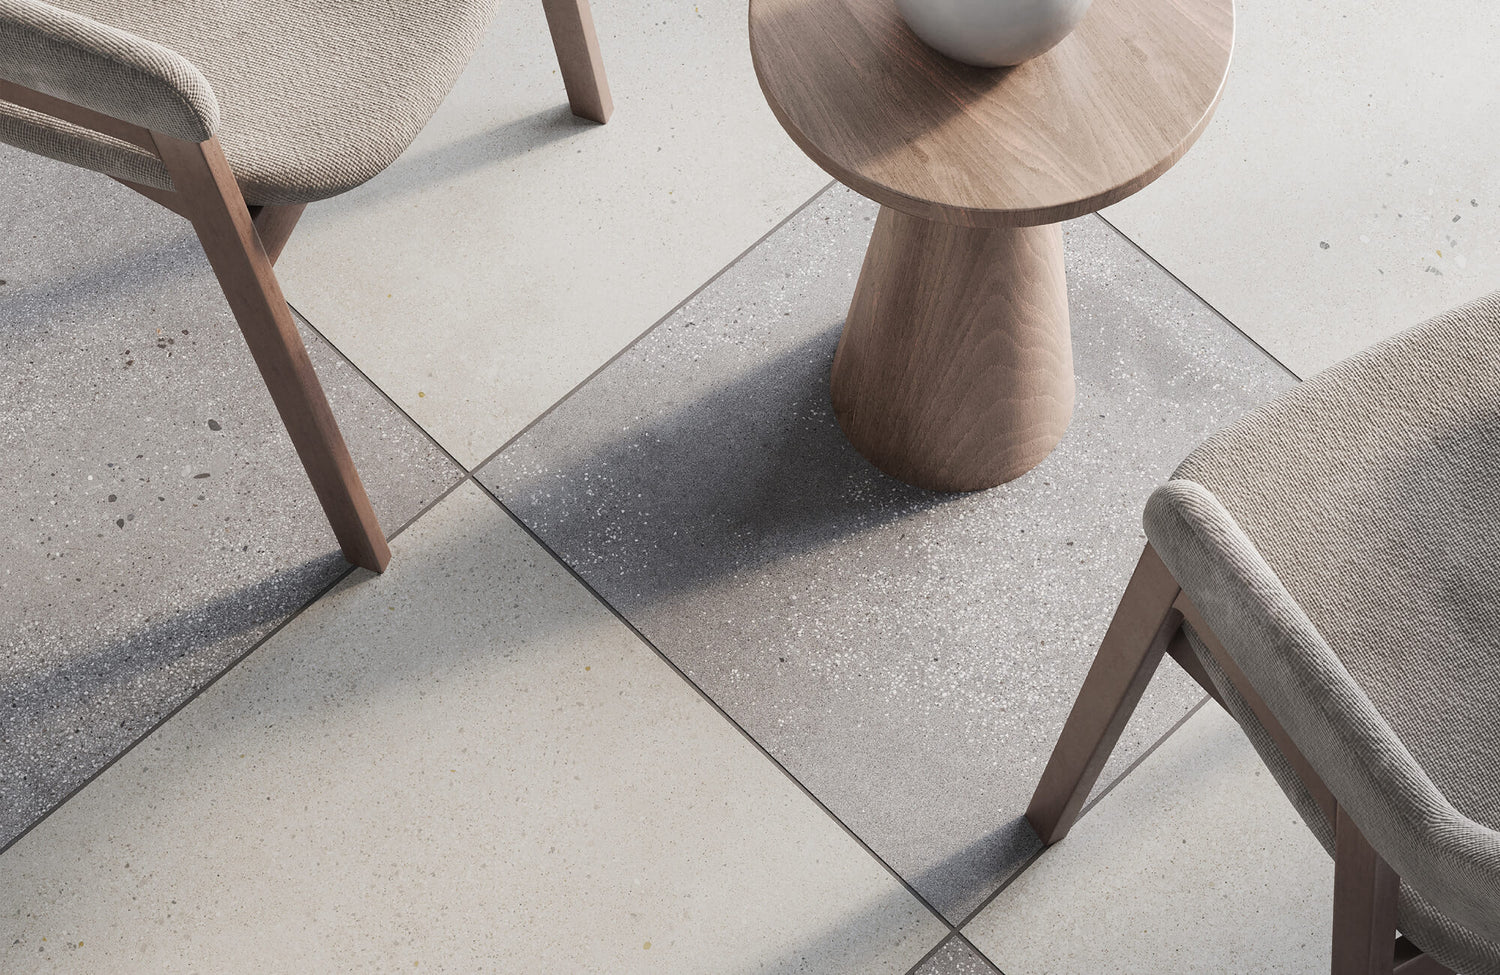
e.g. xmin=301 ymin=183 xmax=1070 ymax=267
xmin=750 ymin=0 xmax=1234 ymax=227
xmin=541 ymin=0 xmax=614 ymax=124
xmin=155 ymin=134 xmax=392 ymax=572
xmin=831 ymin=206 xmax=1073 ymax=490
xmin=249 ymin=204 xmax=307 ymax=266
xmin=1026 ymin=544 xmax=1182 ymax=845
xmin=1332 ymin=804 xmax=1402 ymax=975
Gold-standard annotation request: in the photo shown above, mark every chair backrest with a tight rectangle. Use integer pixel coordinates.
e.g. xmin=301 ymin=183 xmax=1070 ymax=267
xmin=0 ymin=0 xmax=217 ymax=140
xmin=1145 ymin=477 xmax=1500 ymax=945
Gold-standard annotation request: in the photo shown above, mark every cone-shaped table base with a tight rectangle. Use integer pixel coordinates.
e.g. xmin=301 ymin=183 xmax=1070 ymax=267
xmin=832 ymin=206 xmax=1074 ymax=492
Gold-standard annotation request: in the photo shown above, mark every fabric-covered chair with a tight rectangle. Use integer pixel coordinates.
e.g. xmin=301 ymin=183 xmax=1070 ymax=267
xmin=1 ymin=0 xmax=612 ymax=571
xmin=1027 ymin=293 xmax=1500 ymax=975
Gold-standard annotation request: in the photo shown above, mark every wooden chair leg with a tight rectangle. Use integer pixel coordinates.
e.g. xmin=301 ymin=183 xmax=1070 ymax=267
xmin=1333 ymin=805 xmax=1401 ymax=975
xmin=1180 ymin=608 xmax=1450 ymax=975
xmin=1025 ymin=544 xmax=1182 ymax=844
xmin=1394 ymin=940 xmax=1455 ymax=975
xmin=1165 ymin=626 xmax=1226 ymax=709
xmin=1177 ymin=595 xmax=1340 ymax=833
xmin=541 ymin=0 xmax=613 ymax=123
xmin=152 ymin=133 xmax=391 ymax=572
xmin=249 ymin=204 xmax=306 ymax=266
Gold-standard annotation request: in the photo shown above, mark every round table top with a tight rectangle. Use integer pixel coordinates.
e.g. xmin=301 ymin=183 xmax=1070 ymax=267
xmin=749 ymin=0 xmax=1234 ymax=228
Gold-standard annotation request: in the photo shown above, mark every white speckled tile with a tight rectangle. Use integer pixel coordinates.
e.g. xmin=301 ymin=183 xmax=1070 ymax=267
xmin=965 ymin=704 xmax=1332 ymax=975
xmin=272 ymin=0 xmax=830 ymax=468
xmin=0 ymin=483 xmax=945 ymax=974
xmin=0 ymin=147 xmax=460 ymax=849
xmin=1105 ymin=0 xmax=1500 ymax=377
xmin=479 ymin=184 xmax=1296 ymax=923
xmin=910 ymin=936 xmax=1004 ymax=975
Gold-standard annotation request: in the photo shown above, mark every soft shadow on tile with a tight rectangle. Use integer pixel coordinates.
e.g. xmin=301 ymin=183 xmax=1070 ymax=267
xmin=0 ymin=484 xmax=944 ymax=974
xmin=1105 ymin=0 xmax=1500 ymax=377
xmin=965 ymin=705 xmax=1331 ymax=974
xmin=480 ymin=186 xmax=1296 ymax=921
xmin=274 ymin=0 xmax=831 ymax=466
xmin=910 ymin=935 xmax=1004 ymax=975
xmin=0 ymin=149 xmax=461 ymax=848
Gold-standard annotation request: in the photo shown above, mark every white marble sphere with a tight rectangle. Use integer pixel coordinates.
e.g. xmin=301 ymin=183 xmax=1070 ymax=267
xmin=895 ymin=0 xmax=1094 ymax=67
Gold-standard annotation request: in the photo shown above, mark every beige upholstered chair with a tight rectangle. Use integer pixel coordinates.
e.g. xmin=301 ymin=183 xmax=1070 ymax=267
xmin=0 ymin=0 xmax=612 ymax=570
xmin=1028 ymin=294 xmax=1500 ymax=975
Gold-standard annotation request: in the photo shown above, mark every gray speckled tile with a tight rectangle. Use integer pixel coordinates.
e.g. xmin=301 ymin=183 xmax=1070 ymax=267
xmin=479 ymin=184 xmax=1295 ymax=922
xmin=0 ymin=147 xmax=462 ymax=846
xmin=910 ymin=936 xmax=1004 ymax=975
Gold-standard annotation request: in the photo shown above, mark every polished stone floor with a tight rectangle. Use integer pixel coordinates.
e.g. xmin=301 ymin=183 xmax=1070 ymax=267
xmin=1 ymin=0 xmax=1491 ymax=971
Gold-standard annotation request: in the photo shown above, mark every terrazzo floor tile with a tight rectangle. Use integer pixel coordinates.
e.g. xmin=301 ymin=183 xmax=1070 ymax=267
xmin=480 ymin=185 xmax=1296 ymax=922
xmin=1104 ymin=0 xmax=1500 ymax=377
xmin=909 ymin=936 xmax=1003 ymax=975
xmin=0 ymin=148 xmax=461 ymax=849
xmin=273 ymin=0 xmax=831 ymax=467
xmin=0 ymin=483 xmax=946 ymax=974
xmin=965 ymin=703 xmax=1332 ymax=974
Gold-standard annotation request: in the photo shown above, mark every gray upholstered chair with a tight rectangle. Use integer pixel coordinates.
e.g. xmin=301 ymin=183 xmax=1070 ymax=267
xmin=0 ymin=0 xmax=612 ymax=571
xmin=1028 ymin=293 xmax=1500 ymax=975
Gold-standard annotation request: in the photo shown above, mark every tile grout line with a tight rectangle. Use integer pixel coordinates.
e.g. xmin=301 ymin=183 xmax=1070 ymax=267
xmin=440 ymin=201 xmax=1248 ymax=946
xmin=953 ymin=845 xmax=1045 ymax=937
xmin=382 ymin=470 xmax=477 ymax=542
xmin=468 ymin=477 xmax=959 ymax=935
xmin=954 ymin=924 xmax=1002 ymax=972
xmin=913 ymin=210 xmax=1304 ymax=944
xmin=467 ymin=178 xmax=841 ymax=474
xmin=949 ymin=693 xmax=1213 ymax=933
xmin=285 ymin=304 xmax=471 ymax=477
xmin=949 ymin=930 xmax=1008 ymax=974
xmin=4 ymin=179 xmax=481 ymax=858
xmin=924 ymin=209 xmax=1294 ymax=926
xmin=1093 ymin=212 xmax=1302 ymax=381
xmin=1075 ymin=693 xmax=1211 ymax=821
xmin=290 ymin=179 xmax=837 ymax=478
xmin=256 ymin=197 xmax=1215 ymax=954
xmin=900 ymin=930 xmax=1010 ymax=975
xmin=0 ymin=469 xmax=471 ymax=861
xmin=4 ymin=176 xmax=841 ymax=871
xmin=918 ymin=207 xmax=1308 ymax=924
xmin=901 ymin=932 xmax=959 ymax=975
xmin=0 ymin=566 xmax=358 ymax=860
xmin=8 ymin=172 xmax=1246 ymax=959
xmin=444 ymin=205 xmax=1234 ymax=944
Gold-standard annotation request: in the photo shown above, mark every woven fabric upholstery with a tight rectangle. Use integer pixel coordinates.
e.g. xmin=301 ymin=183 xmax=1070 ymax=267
xmin=0 ymin=100 xmax=170 ymax=186
xmin=0 ymin=0 xmax=498 ymax=204
xmin=1185 ymin=625 xmax=1500 ymax=975
xmin=0 ymin=0 xmax=218 ymax=140
xmin=1141 ymin=291 xmax=1500 ymax=959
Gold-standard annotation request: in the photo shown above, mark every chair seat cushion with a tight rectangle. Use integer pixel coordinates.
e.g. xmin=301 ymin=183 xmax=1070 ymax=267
xmin=1172 ymin=291 xmax=1500 ymax=836
xmin=2 ymin=0 xmax=497 ymax=203
xmin=1148 ymin=292 xmax=1500 ymax=968
xmin=1185 ymin=623 xmax=1500 ymax=975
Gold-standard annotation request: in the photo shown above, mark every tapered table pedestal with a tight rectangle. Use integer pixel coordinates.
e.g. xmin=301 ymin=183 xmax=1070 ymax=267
xmin=833 ymin=208 xmax=1072 ymax=491
xmin=750 ymin=0 xmax=1234 ymax=490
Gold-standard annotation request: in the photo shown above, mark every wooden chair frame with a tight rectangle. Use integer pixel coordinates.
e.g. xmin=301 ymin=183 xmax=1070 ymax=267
xmin=1026 ymin=545 xmax=1455 ymax=975
xmin=1 ymin=0 xmax=613 ymax=572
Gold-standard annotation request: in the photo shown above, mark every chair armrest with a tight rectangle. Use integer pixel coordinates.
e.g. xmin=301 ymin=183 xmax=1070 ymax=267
xmin=0 ymin=0 xmax=218 ymax=141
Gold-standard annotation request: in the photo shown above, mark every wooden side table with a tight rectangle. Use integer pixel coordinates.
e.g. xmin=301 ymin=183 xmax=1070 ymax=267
xmin=750 ymin=0 xmax=1234 ymax=491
